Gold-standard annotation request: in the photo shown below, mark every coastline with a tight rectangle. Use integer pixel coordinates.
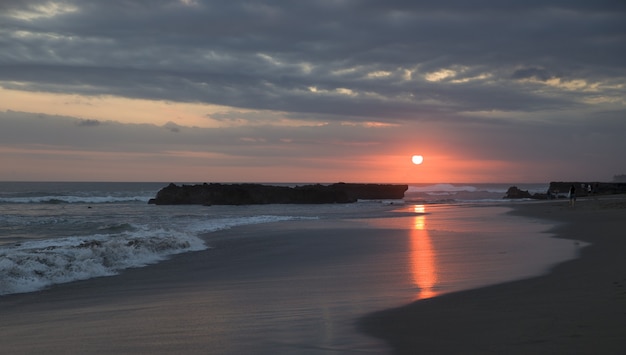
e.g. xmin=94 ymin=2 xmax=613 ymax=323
xmin=359 ymin=195 xmax=626 ymax=354
xmin=0 ymin=218 xmax=411 ymax=354
xmin=1 ymin=195 xmax=624 ymax=353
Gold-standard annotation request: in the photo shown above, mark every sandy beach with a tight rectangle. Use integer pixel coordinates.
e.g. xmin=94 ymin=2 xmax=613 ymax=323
xmin=1 ymin=196 xmax=625 ymax=354
xmin=0 ymin=217 xmax=415 ymax=354
xmin=360 ymin=196 xmax=626 ymax=354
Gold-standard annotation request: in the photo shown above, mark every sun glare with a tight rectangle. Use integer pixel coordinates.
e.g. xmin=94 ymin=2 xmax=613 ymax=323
xmin=411 ymin=155 xmax=424 ymax=165
xmin=410 ymin=205 xmax=438 ymax=299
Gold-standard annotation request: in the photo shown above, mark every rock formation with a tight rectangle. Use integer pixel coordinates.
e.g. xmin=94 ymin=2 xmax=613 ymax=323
xmin=148 ymin=183 xmax=408 ymax=205
xmin=503 ymin=186 xmax=533 ymax=199
xmin=613 ymin=174 xmax=626 ymax=183
xmin=548 ymin=182 xmax=626 ymax=196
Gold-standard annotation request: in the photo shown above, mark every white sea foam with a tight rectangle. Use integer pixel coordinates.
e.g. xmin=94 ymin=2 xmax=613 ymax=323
xmin=0 ymin=228 xmax=206 ymax=295
xmin=0 ymin=215 xmax=306 ymax=296
xmin=185 ymin=215 xmax=313 ymax=235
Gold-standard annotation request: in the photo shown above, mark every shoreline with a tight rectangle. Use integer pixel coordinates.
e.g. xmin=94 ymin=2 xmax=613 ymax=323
xmin=359 ymin=195 xmax=626 ymax=354
xmin=0 ymin=218 xmax=410 ymax=354
xmin=1 ymin=197 xmax=624 ymax=353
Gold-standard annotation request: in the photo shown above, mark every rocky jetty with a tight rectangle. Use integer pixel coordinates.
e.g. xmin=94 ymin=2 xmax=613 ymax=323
xmin=504 ymin=182 xmax=626 ymax=200
xmin=548 ymin=182 xmax=626 ymax=197
xmin=148 ymin=183 xmax=409 ymax=205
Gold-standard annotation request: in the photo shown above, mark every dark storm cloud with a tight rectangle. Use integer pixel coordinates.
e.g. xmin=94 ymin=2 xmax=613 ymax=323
xmin=76 ymin=118 xmax=100 ymax=127
xmin=1 ymin=0 xmax=625 ymax=122
xmin=162 ymin=121 xmax=182 ymax=133
xmin=511 ymin=68 xmax=556 ymax=82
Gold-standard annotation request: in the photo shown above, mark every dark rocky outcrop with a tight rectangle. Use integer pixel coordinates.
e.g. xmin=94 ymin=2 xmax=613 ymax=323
xmin=548 ymin=182 xmax=626 ymax=197
xmin=504 ymin=182 xmax=626 ymax=200
xmin=148 ymin=182 xmax=408 ymax=205
xmin=503 ymin=186 xmax=550 ymax=199
xmin=504 ymin=186 xmax=533 ymax=199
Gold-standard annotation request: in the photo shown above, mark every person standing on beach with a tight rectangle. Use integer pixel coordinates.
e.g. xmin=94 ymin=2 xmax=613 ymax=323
xmin=569 ymin=185 xmax=576 ymax=206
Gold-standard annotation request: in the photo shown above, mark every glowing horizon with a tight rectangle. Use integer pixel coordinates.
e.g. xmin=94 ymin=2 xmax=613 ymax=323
xmin=1 ymin=1 xmax=623 ymax=183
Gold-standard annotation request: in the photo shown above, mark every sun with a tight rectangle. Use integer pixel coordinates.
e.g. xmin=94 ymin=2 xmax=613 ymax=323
xmin=411 ymin=155 xmax=424 ymax=165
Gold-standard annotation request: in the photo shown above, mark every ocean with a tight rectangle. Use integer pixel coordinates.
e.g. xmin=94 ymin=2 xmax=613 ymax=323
xmin=0 ymin=181 xmax=565 ymax=298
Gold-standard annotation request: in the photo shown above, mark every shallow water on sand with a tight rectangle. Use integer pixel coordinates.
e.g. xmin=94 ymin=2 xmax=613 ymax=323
xmin=171 ymin=204 xmax=584 ymax=353
xmin=0 ymin=200 xmax=585 ymax=354
xmin=357 ymin=204 xmax=585 ymax=300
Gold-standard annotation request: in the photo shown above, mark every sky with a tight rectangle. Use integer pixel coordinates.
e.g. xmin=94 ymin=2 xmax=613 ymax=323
xmin=1 ymin=0 xmax=625 ymax=183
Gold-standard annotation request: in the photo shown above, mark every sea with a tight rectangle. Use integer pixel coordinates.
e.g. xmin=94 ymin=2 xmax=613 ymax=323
xmin=0 ymin=181 xmax=561 ymax=297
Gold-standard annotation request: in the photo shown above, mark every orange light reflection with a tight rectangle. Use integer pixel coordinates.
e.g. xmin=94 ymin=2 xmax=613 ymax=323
xmin=410 ymin=205 xmax=439 ymax=299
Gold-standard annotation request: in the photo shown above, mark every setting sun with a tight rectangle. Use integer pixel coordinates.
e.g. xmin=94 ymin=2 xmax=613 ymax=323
xmin=411 ymin=155 xmax=424 ymax=165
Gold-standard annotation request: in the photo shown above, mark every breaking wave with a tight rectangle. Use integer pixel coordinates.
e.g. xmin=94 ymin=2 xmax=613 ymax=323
xmin=0 ymin=195 xmax=150 ymax=204
xmin=0 ymin=215 xmax=306 ymax=296
xmin=404 ymin=183 xmax=548 ymax=203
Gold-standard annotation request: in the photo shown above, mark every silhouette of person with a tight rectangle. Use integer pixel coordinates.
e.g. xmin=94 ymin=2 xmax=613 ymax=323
xmin=569 ymin=185 xmax=576 ymax=206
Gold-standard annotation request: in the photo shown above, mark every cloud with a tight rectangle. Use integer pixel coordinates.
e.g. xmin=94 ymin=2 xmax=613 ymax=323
xmin=0 ymin=0 xmax=624 ymax=124
xmin=0 ymin=1 xmax=625 ymax=182
xmin=76 ymin=118 xmax=100 ymax=127
xmin=162 ymin=121 xmax=182 ymax=133
xmin=511 ymin=67 xmax=556 ymax=82
xmin=2 ymin=108 xmax=625 ymax=182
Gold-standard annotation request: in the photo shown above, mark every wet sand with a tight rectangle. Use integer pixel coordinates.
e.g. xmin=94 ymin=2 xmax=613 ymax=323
xmin=1 ymin=198 xmax=623 ymax=354
xmin=0 ymin=219 xmax=414 ymax=354
xmin=359 ymin=196 xmax=626 ymax=354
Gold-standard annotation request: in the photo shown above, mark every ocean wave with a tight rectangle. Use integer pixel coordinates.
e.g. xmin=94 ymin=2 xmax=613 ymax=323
xmin=407 ymin=184 xmax=479 ymax=194
xmin=183 ymin=215 xmax=316 ymax=236
xmin=96 ymin=223 xmax=136 ymax=233
xmin=0 ymin=228 xmax=207 ymax=296
xmin=0 ymin=195 xmax=150 ymax=204
xmin=404 ymin=184 xmax=515 ymax=203
xmin=0 ymin=214 xmax=310 ymax=296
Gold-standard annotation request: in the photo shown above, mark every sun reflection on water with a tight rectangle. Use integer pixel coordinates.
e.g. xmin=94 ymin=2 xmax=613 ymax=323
xmin=410 ymin=204 xmax=439 ymax=299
